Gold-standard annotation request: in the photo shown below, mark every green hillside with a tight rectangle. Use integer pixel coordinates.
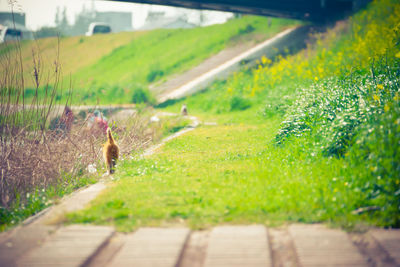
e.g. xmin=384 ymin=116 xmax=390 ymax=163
xmin=0 ymin=31 xmax=142 ymax=88
xmin=71 ymin=16 xmax=295 ymax=104
xmin=0 ymin=16 xmax=297 ymax=105
xmin=67 ymin=0 xmax=400 ymax=231
xmin=0 ymin=15 xmax=298 ymax=230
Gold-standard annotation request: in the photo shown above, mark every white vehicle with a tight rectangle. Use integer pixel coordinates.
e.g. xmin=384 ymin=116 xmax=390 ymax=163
xmin=0 ymin=24 xmax=33 ymax=43
xmin=0 ymin=25 xmax=21 ymax=43
xmin=85 ymin=23 xmax=112 ymax=36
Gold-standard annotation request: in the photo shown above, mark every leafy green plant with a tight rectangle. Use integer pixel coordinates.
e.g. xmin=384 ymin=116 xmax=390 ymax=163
xmin=131 ymin=87 xmax=155 ymax=105
xmin=230 ymin=95 xmax=252 ymax=111
xmin=147 ymin=64 xmax=164 ymax=83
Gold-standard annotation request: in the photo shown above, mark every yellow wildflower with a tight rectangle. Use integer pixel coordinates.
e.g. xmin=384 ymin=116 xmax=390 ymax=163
xmin=373 ymin=94 xmax=380 ymax=101
xmin=314 ymin=77 xmax=319 ymax=81
xmin=384 ymin=103 xmax=390 ymax=112
xmin=377 ymin=84 xmax=384 ymax=90
xmin=261 ymin=56 xmax=271 ymax=65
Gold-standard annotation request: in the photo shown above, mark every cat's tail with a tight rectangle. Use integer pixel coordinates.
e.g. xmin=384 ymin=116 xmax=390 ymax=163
xmin=107 ymin=127 xmax=115 ymax=144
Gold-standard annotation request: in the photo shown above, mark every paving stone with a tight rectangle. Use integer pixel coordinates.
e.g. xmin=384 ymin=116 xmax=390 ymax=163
xmin=289 ymin=224 xmax=369 ymax=267
xmin=86 ymin=234 xmax=126 ymax=267
xmin=0 ymin=224 xmax=55 ymax=267
xmin=370 ymin=229 xmax=400 ymax=265
xmin=108 ymin=227 xmax=190 ymax=267
xmin=204 ymin=225 xmax=271 ymax=267
xmin=179 ymin=231 xmax=210 ymax=267
xmin=17 ymin=225 xmax=114 ymax=267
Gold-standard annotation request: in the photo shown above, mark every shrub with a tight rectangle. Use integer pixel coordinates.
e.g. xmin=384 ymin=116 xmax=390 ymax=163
xmin=131 ymin=87 xmax=155 ymax=105
xmin=147 ymin=64 xmax=164 ymax=83
xmin=346 ymin=95 xmax=400 ymax=226
xmin=230 ymin=95 xmax=252 ymax=111
xmin=238 ymin=24 xmax=255 ymax=35
xmin=276 ymin=58 xmax=400 ymax=154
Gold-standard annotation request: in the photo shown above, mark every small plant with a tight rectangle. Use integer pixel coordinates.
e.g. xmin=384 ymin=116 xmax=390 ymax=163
xmin=238 ymin=24 xmax=255 ymax=35
xmin=160 ymin=116 xmax=191 ymax=137
xmin=230 ymin=95 xmax=252 ymax=111
xmin=146 ymin=64 xmax=164 ymax=83
xmin=131 ymin=87 xmax=155 ymax=105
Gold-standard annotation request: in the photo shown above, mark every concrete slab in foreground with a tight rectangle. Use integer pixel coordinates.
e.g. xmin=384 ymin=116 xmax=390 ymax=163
xmin=17 ymin=225 xmax=114 ymax=267
xmin=370 ymin=229 xmax=400 ymax=265
xmin=108 ymin=227 xmax=190 ymax=267
xmin=289 ymin=224 xmax=369 ymax=267
xmin=204 ymin=225 xmax=271 ymax=267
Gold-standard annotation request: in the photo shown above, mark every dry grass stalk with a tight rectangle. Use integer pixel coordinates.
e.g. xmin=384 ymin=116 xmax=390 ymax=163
xmin=0 ymin=36 xmax=154 ymax=210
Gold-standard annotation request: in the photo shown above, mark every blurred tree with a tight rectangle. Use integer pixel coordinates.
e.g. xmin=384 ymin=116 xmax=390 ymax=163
xmin=55 ymin=6 xmax=60 ymax=26
xmin=70 ymin=4 xmax=96 ymax=36
xmin=54 ymin=6 xmax=70 ymax=35
xmin=35 ymin=26 xmax=60 ymax=39
xmin=60 ymin=7 xmax=69 ymax=32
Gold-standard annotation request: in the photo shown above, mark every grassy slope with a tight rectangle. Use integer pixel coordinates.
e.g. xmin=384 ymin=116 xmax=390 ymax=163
xmin=0 ymin=32 xmax=141 ymax=88
xmin=67 ymin=0 xmax=400 ymax=231
xmin=0 ymin=16 xmax=296 ymax=105
xmin=70 ymin=16 xmax=295 ymax=104
xmin=0 ymin=16 xmax=298 ymax=231
xmin=68 ymin=111 xmax=353 ymax=231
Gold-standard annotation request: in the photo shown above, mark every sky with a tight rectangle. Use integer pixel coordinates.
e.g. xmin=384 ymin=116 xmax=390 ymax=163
xmin=0 ymin=0 xmax=233 ymax=30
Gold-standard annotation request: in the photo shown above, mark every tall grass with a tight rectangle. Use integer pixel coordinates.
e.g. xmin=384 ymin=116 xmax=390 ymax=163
xmin=0 ymin=36 xmax=157 ymax=230
xmin=259 ymin=0 xmax=400 ymax=226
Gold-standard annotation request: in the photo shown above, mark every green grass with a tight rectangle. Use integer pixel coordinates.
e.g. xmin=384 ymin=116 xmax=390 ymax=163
xmin=72 ymin=16 xmax=295 ymax=90
xmin=67 ymin=113 xmax=371 ymax=231
xmin=71 ymin=16 xmax=295 ymax=104
xmin=0 ymin=108 xmax=193 ymax=231
xmin=66 ymin=0 xmax=400 ymax=231
xmin=0 ymin=16 xmax=297 ymax=105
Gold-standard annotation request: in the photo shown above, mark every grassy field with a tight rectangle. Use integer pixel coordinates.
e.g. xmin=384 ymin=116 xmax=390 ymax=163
xmin=70 ymin=16 xmax=295 ymax=104
xmin=0 ymin=31 xmax=140 ymax=88
xmin=0 ymin=16 xmax=297 ymax=105
xmin=68 ymin=113 xmax=356 ymax=231
xmin=67 ymin=0 xmax=400 ymax=231
xmin=0 ymin=15 xmax=299 ymax=231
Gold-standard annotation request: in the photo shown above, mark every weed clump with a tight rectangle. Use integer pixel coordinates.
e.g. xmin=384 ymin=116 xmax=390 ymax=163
xmin=230 ymin=96 xmax=252 ymax=111
xmin=147 ymin=64 xmax=164 ymax=83
xmin=131 ymin=87 xmax=155 ymax=105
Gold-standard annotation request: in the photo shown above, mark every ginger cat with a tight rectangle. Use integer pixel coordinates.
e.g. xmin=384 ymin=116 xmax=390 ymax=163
xmin=103 ymin=128 xmax=119 ymax=174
